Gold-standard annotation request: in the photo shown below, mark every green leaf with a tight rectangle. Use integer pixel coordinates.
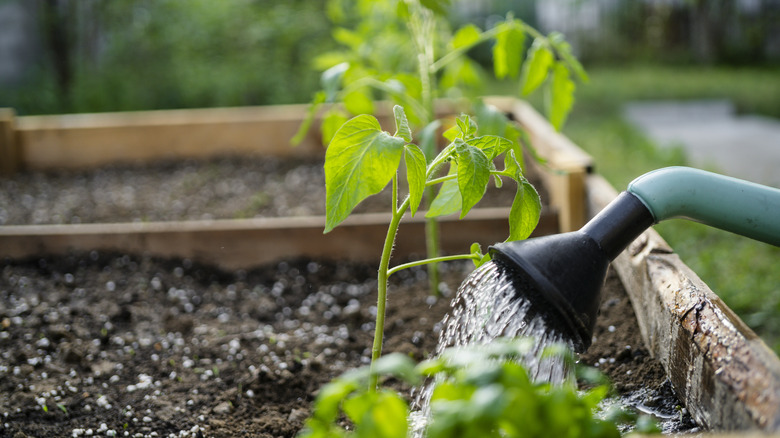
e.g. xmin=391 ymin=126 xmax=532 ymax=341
xmin=393 ymin=105 xmax=412 ymax=143
xmin=455 ymin=140 xmax=490 ymax=218
xmin=426 ymin=164 xmax=461 ymax=218
xmin=343 ymin=392 xmax=375 ymax=426
xmin=456 ymin=115 xmax=478 ymax=139
xmin=493 ymin=23 xmax=525 ymax=79
xmin=333 ymin=27 xmax=363 ymax=50
xmin=441 ymin=57 xmax=482 ymax=90
xmin=312 ymin=50 xmax=351 ymax=72
xmin=442 ymin=124 xmax=460 ymax=143
xmin=291 ymin=91 xmax=326 ymax=146
xmin=404 ymin=145 xmax=427 ymax=217
xmin=469 ymin=242 xmax=491 ymax=268
xmin=547 ymin=62 xmax=576 ymax=130
xmin=452 ymin=24 xmax=482 ymax=49
xmin=312 ymin=378 xmax=359 ymax=422
xmin=474 ymin=101 xmax=508 ymax=137
xmin=508 ymin=179 xmax=541 ymax=241
xmin=418 ymin=119 xmax=441 ymax=161
xmin=503 ymin=148 xmax=523 ymax=178
xmin=549 ymin=32 xmax=589 ymax=83
xmin=321 ymin=108 xmax=350 ymax=146
xmin=372 ymin=353 xmax=420 ymax=384
xmin=344 ymin=88 xmax=375 ymax=115
xmin=467 ymin=135 xmax=513 ymax=160
xmin=521 ymin=40 xmax=553 ymax=96
xmin=324 ymin=115 xmax=405 ymax=233
xmin=415 ymin=358 xmax=447 ymax=376
xmin=343 ymin=390 xmax=409 ymax=438
xmin=321 ymin=62 xmax=349 ymax=101
xmin=419 ymin=0 xmax=451 ymax=15
xmin=364 ymin=391 xmax=409 ymax=438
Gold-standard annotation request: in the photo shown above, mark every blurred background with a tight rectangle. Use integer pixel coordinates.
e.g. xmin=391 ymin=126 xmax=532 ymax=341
xmin=2 ymin=0 xmax=780 ymax=350
xmin=1 ymin=0 xmax=778 ymax=114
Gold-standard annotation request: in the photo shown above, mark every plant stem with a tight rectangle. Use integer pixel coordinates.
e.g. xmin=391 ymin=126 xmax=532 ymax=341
xmin=387 ymin=253 xmax=480 ymax=277
xmin=340 ymin=77 xmax=428 ymax=121
xmin=370 ymin=176 xmax=410 ymax=391
xmin=408 ymin=2 xmax=443 ymax=298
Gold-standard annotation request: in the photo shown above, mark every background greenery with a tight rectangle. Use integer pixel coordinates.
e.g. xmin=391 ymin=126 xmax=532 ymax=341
xmin=3 ymin=0 xmax=780 ymax=352
xmin=1 ymin=0 xmax=334 ymax=115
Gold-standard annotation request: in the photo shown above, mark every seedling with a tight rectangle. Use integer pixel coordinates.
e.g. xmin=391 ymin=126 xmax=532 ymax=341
xmin=307 ymin=0 xmax=587 ymax=388
xmin=297 ymin=338 xmax=654 ymax=437
xmin=326 ymin=104 xmax=542 ymax=389
xmin=296 ymin=0 xmax=587 ymax=298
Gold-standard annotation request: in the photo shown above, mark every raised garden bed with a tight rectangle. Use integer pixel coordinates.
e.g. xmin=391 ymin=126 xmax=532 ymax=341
xmin=0 ymin=98 xmax=582 ymax=269
xmin=2 ymin=99 xmax=779 ymax=435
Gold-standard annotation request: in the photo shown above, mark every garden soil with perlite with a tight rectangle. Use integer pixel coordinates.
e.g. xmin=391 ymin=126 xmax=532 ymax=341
xmin=1 ymin=156 xmax=696 ymax=436
xmin=1 ymin=252 xmax=695 ymax=437
xmin=0 ymin=156 xmax=518 ymax=226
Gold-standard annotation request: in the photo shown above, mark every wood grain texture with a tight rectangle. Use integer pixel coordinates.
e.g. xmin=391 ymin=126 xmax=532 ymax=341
xmin=0 ymin=108 xmax=19 ymax=175
xmin=0 ymin=208 xmax=557 ymax=270
xmin=587 ymin=173 xmax=780 ymax=432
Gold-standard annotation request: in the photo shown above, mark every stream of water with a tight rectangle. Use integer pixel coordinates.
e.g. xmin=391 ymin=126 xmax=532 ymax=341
xmin=434 ymin=258 xmax=574 ymax=381
xmin=410 ymin=258 xmax=577 ymax=435
xmin=409 ymin=257 xmax=699 ymax=436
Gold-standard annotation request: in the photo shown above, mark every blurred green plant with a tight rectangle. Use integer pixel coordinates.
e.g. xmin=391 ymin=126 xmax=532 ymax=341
xmin=297 ymin=0 xmax=587 ymax=303
xmin=2 ymin=0 xmax=335 ymax=115
xmin=297 ymin=338 xmax=658 ymax=437
xmin=302 ymin=0 xmax=588 ymax=389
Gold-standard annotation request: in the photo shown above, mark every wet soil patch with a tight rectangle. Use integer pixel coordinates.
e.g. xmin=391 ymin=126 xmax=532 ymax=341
xmin=580 ymin=270 xmax=699 ymax=434
xmin=1 ymin=251 xmax=695 ymax=437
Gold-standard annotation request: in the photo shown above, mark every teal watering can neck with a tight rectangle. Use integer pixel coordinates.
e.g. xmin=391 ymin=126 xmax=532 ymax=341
xmin=627 ymin=166 xmax=780 ymax=247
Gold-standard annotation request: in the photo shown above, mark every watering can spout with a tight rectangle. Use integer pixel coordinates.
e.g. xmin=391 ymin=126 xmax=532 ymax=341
xmin=628 ymin=166 xmax=780 ymax=247
xmin=490 ymin=166 xmax=780 ymax=352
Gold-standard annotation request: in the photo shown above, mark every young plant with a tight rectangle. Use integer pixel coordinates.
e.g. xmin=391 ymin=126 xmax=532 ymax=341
xmin=325 ymin=104 xmax=541 ymax=389
xmin=297 ymin=338 xmax=653 ymax=437
xmin=296 ymin=0 xmax=588 ymax=297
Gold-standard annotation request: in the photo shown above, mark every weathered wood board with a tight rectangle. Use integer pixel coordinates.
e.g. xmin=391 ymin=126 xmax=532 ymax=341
xmin=0 ymin=98 xmax=591 ymax=233
xmin=0 ymin=207 xmax=557 ymax=270
xmin=587 ymin=174 xmax=780 ymax=432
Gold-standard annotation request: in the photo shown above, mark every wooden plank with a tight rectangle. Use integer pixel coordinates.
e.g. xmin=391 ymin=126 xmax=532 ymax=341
xmin=0 ymin=108 xmax=20 ymax=175
xmin=11 ymin=98 xmax=592 ymax=178
xmin=16 ymin=105 xmax=328 ymax=170
xmin=0 ymin=207 xmax=557 ymax=271
xmin=587 ymin=174 xmax=780 ymax=432
xmin=12 ymin=101 xmax=409 ymax=171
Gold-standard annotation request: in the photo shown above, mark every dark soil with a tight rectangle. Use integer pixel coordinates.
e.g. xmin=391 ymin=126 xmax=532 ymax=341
xmin=0 ymin=156 xmax=522 ymax=226
xmin=0 ymin=251 xmax=695 ymax=438
xmin=580 ymin=270 xmax=699 ymax=434
xmin=0 ymin=155 xmax=696 ymax=436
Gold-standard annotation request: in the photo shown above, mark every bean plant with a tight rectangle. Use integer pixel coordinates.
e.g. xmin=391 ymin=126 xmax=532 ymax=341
xmin=295 ymin=0 xmax=588 ymax=300
xmin=326 ymin=104 xmax=546 ymax=388
xmin=307 ymin=0 xmax=586 ymax=390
